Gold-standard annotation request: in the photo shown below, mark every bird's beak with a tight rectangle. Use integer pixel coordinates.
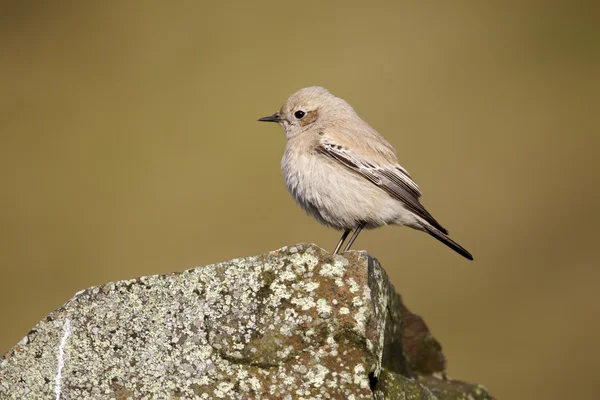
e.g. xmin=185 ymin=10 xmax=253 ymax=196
xmin=257 ymin=113 xmax=281 ymax=123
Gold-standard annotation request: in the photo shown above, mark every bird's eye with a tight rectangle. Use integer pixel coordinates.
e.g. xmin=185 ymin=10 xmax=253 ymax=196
xmin=294 ymin=110 xmax=306 ymax=119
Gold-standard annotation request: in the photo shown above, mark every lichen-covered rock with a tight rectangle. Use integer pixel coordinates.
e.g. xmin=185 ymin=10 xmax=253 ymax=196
xmin=0 ymin=244 xmax=493 ymax=399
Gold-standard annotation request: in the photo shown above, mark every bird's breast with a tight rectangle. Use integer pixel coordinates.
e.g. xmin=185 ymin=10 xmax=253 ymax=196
xmin=281 ymin=150 xmax=330 ymax=217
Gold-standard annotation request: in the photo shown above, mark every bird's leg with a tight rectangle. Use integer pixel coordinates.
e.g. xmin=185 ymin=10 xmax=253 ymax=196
xmin=343 ymin=222 xmax=366 ymax=252
xmin=333 ymin=229 xmax=351 ymax=255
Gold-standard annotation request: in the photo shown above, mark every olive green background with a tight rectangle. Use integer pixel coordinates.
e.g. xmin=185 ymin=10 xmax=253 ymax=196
xmin=1 ymin=1 xmax=598 ymax=399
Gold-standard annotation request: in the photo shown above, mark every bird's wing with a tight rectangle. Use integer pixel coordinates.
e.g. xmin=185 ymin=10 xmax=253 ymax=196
xmin=317 ymin=140 xmax=448 ymax=234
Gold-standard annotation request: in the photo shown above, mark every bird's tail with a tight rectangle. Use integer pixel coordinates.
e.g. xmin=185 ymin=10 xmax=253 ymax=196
xmin=419 ymin=223 xmax=473 ymax=260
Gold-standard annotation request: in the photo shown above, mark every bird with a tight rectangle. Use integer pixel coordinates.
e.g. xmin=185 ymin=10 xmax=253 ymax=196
xmin=258 ymin=86 xmax=473 ymax=260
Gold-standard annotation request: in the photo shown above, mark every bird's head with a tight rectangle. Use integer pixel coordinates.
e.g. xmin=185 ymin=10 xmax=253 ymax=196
xmin=258 ymin=86 xmax=353 ymax=139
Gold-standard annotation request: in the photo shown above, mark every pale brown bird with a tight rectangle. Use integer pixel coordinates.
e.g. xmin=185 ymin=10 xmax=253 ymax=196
xmin=258 ymin=86 xmax=473 ymax=260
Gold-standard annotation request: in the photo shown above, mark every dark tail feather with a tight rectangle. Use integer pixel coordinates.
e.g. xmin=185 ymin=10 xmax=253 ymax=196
xmin=420 ymin=223 xmax=473 ymax=260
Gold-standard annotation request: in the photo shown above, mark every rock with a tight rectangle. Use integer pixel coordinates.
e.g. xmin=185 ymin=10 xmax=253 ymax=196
xmin=0 ymin=244 xmax=494 ymax=399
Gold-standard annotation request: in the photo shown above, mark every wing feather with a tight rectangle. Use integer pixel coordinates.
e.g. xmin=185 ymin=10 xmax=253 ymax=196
xmin=318 ymin=141 xmax=448 ymax=234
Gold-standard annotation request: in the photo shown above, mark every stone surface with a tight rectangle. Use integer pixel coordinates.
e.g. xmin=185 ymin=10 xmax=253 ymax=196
xmin=0 ymin=244 xmax=494 ymax=399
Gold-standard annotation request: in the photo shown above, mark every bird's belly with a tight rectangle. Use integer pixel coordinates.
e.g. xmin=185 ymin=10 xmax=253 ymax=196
xmin=282 ymin=154 xmax=403 ymax=230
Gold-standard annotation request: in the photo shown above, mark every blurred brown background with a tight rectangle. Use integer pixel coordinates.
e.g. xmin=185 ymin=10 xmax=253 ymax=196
xmin=1 ymin=1 xmax=598 ymax=398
